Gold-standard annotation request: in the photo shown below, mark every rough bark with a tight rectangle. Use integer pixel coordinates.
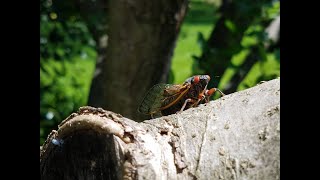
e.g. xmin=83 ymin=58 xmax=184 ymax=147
xmin=41 ymin=78 xmax=280 ymax=180
xmin=87 ymin=0 xmax=189 ymax=121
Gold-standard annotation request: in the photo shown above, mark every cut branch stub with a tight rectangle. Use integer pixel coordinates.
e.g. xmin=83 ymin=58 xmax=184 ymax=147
xmin=40 ymin=78 xmax=280 ymax=180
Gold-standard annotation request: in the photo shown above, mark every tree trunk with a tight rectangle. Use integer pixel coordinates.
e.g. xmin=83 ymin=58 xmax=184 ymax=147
xmin=41 ymin=78 xmax=280 ymax=180
xmin=87 ymin=0 xmax=188 ymax=121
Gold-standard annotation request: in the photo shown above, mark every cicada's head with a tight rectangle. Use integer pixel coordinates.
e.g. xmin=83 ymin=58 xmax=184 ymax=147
xmin=181 ymin=75 xmax=211 ymax=99
xmin=185 ymin=75 xmax=210 ymax=88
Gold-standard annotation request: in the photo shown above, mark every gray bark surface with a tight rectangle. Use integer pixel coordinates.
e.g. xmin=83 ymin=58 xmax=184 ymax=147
xmin=40 ymin=78 xmax=280 ymax=180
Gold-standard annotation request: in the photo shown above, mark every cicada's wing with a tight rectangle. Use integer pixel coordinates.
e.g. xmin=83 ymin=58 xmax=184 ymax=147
xmin=138 ymin=84 xmax=190 ymax=115
xmin=138 ymin=84 xmax=169 ymax=115
xmin=160 ymin=84 xmax=190 ymax=110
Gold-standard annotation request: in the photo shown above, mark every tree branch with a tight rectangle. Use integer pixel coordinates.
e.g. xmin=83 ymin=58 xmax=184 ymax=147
xmin=41 ymin=78 xmax=280 ymax=180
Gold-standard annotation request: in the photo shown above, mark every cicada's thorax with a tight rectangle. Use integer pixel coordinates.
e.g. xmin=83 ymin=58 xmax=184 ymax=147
xmin=161 ymin=75 xmax=209 ymax=116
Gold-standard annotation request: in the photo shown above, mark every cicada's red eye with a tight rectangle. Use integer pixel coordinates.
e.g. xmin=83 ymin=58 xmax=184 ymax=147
xmin=193 ymin=76 xmax=200 ymax=84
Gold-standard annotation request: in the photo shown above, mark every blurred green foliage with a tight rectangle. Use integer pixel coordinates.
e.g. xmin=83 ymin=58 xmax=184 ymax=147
xmin=40 ymin=0 xmax=96 ymax=144
xmin=40 ymin=0 xmax=280 ymax=145
xmin=218 ymin=0 xmax=280 ymax=92
xmin=171 ymin=0 xmax=280 ymax=94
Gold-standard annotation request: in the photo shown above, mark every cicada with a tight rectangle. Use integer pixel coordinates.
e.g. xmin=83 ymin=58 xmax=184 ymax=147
xmin=138 ymin=75 xmax=225 ymax=118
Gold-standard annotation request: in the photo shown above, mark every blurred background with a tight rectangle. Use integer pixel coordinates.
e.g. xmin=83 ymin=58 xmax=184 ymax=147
xmin=40 ymin=0 xmax=280 ymax=145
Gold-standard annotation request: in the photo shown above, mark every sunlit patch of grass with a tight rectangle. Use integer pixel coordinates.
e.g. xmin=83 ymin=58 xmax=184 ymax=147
xmin=170 ymin=0 xmax=218 ymax=84
xmin=171 ymin=24 xmax=213 ymax=83
xmin=238 ymin=50 xmax=280 ymax=90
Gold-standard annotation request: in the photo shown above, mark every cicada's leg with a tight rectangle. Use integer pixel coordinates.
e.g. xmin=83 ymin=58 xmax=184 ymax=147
xmin=193 ymin=93 xmax=205 ymax=107
xmin=216 ymin=88 xmax=225 ymax=96
xmin=204 ymin=88 xmax=225 ymax=102
xmin=204 ymin=92 xmax=211 ymax=102
xmin=178 ymin=98 xmax=197 ymax=113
